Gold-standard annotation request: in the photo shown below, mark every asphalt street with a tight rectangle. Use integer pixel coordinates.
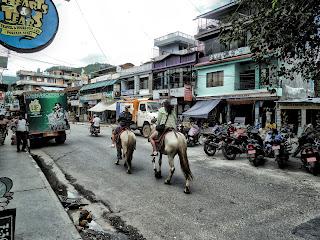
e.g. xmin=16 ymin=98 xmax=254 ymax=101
xmin=36 ymin=124 xmax=320 ymax=240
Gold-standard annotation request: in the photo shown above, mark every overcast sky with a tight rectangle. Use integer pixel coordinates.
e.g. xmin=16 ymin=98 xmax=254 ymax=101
xmin=1 ymin=0 xmax=228 ymax=76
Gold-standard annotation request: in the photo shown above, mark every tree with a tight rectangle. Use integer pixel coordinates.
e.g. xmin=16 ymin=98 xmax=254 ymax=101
xmin=220 ymin=0 xmax=320 ymax=95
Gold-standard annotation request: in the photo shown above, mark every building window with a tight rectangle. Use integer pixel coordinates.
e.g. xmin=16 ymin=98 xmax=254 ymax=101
xmin=140 ymin=77 xmax=148 ymax=89
xmin=207 ymin=71 xmax=224 ymax=87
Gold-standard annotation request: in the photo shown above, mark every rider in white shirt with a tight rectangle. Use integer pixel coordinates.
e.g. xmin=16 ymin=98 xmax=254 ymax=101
xmin=92 ymin=115 xmax=101 ymax=128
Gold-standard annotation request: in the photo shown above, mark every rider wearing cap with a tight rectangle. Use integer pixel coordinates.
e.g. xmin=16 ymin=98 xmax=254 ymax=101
xmin=149 ymin=100 xmax=177 ymax=156
xmin=111 ymin=105 xmax=133 ymax=148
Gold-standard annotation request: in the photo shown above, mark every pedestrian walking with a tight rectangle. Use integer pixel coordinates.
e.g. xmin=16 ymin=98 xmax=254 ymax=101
xmin=16 ymin=115 xmax=28 ymax=152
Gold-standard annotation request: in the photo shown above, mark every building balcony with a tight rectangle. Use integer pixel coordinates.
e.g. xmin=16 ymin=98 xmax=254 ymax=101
xmin=16 ymin=80 xmax=68 ymax=88
xmin=119 ymin=63 xmax=152 ymax=77
xmin=154 ymin=31 xmax=197 ymax=48
xmin=17 ymin=70 xmax=84 ymax=81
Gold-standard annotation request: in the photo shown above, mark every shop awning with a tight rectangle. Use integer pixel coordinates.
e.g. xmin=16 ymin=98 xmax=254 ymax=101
xmin=80 ymin=79 xmax=117 ymax=92
xmin=182 ymin=100 xmax=220 ymax=118
xmin=88 ymin=102 xmax=110 ymax=112
xmin=105 ymin=102 xmax=117 ymax=111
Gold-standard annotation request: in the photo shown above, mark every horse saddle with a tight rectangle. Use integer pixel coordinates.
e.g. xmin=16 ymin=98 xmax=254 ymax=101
xmin=155 ymin=128 xmax=173 ymax=152
xmin=115 ymin=127 xmax=130 ymax=144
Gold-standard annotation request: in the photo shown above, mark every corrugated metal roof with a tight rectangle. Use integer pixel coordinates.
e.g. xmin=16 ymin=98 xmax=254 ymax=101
xmin=80 ymin=79 xmax=117 ymax=92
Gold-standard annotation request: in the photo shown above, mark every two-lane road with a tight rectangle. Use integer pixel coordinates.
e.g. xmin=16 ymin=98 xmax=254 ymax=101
xmin=38 ymin=124 xmax=320 ymax=240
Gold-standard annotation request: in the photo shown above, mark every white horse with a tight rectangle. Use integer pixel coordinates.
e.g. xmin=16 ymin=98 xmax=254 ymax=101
xmin=115 ymin=130 xmax=136 ymax=174
xmin=153 ymin=131 xmax=193 ymax=194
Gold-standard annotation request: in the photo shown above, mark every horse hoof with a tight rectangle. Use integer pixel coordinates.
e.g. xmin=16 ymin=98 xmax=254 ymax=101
xmin=155 ymin=171 xmax=162 ymax=179
xmin=164 ymin=180 xmax=171 ymax=185
xmin=126 ymin=170 xmax=131 ymax=174
xmin=114 ymin=161 xmax=119 ymax=165
xmin=184 ymin=187 xmax=191 ymax=194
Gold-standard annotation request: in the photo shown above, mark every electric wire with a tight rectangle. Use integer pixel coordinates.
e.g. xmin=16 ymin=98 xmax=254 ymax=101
xmin=74 ymin=0 xmax=109 ymax=63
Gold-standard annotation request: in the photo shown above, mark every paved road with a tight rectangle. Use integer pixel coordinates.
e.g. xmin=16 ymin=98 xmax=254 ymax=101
xmin=37 ymin=124 xmax=320 ymax=240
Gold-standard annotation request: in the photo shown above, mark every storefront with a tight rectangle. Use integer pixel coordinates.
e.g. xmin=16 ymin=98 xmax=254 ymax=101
xmin=277 ymin=98 xmax=320 ymax=135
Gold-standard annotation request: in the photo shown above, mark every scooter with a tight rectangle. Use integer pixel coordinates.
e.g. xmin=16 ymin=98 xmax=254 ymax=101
xmin=187 ymin=124 xmax=200 ymax=147
xmin=272 ymin=133 xmax=291 ymax=169
xmin=90 ymin=125 xmax=100 ymax=136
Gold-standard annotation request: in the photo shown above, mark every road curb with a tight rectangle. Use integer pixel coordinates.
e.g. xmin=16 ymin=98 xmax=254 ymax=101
xmin=28 ymin=151 xmax=82 ymax=240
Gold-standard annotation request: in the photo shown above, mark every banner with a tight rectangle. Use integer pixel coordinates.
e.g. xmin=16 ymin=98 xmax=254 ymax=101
xmin=25 ymin=92 xmax=69 ymax=133
xmin=184 ymin=84 xmax=193 ymax=101
xmin=0 ymin=0 xmax=59 ymax=53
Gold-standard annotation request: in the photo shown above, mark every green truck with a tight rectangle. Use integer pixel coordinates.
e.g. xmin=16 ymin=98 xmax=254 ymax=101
xmin=21 ymin=91 xmax=70 ymax=145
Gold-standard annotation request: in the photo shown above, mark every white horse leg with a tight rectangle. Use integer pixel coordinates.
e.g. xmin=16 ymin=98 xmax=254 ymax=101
xmin=154 ymin=153 xmax=162 ymax=179
xmin=165 ymin=154 xmax=175 ymax=185
xmin=184 ymin=179 xmax=191 ymax=194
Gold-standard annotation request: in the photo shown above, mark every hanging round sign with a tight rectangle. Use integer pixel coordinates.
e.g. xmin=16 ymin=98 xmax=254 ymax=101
xmin=0 ymin=0 xmax=59 ymax=53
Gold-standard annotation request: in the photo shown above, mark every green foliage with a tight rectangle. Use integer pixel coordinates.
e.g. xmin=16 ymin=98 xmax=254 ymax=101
xmin=45 ymin=62 xmax=112 ymax=75
xmin=220 ymin=0 xmax=320 ymax=85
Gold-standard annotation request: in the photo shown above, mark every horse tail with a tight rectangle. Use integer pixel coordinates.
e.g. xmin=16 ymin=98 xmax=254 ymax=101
xmin=126 ymin=131 xmax=136 ymax=163
xmin=177 ymin=134 xmax=193 ymax=181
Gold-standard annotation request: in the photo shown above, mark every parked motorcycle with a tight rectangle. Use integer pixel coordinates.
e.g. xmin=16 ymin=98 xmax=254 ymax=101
xmin=300 ymin=143 xmax=320 ymax=175
xmin=272 ymin=132 xmax=291 ymax=169
xmin=246 ymin=129 xmax=265 ymax=167
xmin=203 ymin=131 xmax=229 ymax=156
xmin=222 ymin=128 xmax=248 ymax=160
xmin=90 ymin=125 xmax=100 ymax=136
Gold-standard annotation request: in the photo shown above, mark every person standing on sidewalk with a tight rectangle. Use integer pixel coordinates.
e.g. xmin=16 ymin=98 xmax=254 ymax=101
xmin=16 ymin=115 xmax=28 ymax=152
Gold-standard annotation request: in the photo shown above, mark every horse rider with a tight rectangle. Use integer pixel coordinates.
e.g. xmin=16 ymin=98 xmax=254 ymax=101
xmin=111 ymin=105 xmax=133 ymax=160
xmin=149 ymin=100 xmax=177 ymax=156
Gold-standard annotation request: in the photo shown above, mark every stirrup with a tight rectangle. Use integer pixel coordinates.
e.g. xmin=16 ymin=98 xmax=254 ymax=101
xmin=151 ymin=152 xmax=158 ymax=156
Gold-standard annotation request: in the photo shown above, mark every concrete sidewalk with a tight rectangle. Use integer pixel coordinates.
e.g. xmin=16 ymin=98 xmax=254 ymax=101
xmin=0 ymin=139 xmax=82 ymax=240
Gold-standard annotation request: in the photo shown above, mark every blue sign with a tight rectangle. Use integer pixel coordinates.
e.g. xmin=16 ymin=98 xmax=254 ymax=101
xmin=0 ymin=0 xmax=59 ymax=53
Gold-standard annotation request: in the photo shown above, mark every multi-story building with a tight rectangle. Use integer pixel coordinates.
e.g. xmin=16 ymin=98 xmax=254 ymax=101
xmin=119 ymin=62 xmax=153 ymax=98
xmin=13 ymin=67 xmax=87 ymax=94
xmin=193 ymin=2 xmax=282 ymax=126
xmin=152 ymin=31 xmax=201 ymax=116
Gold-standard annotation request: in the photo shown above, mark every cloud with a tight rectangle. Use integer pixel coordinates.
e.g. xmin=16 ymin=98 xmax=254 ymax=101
xmin=80 ymin=54 xmax=106 ymax=65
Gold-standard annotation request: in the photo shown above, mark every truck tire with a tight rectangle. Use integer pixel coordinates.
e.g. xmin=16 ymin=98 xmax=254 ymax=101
xmin=142 ymin=124 xmax=151 ymax=138
xmin=55 ymin=135 xmax=66 ymax=144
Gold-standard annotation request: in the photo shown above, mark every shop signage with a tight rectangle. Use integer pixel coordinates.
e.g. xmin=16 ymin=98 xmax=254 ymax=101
xmin=121 ymin=89 xmax=134 ymax=96
xmin=170 ymin=87 xmax=184 ymax=97
xmin=209 ymin=46 xmax=251 ymax=62
xmin=0 ymin=208 xmax=16 ymax=240
xmin=0 ymin=0 xmax=59 ymax=53
xmin=184 ymin=85 xmax=192 ymax=101
xmin=153 ymin=89 xmax=169 ymax=100
xmin=139 ymin=89 xmax=150 ymax=96
xmin=0 ymin=91 xmax=4 ymax=101
xmin=80 ymin=93 xmax=103 ymax=101
xmin=170 ymin=98 xmax=177 ymax=105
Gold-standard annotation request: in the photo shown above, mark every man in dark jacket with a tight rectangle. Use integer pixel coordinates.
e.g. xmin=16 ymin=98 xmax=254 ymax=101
xmin=111 ymin=105 xmax=133 ymax=161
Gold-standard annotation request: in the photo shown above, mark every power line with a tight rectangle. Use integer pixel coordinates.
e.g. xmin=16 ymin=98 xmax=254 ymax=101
xmin=74 ymin=0 xmax=109 ymax=63
xmin=186 ymin=0 xmax=202 ymax=13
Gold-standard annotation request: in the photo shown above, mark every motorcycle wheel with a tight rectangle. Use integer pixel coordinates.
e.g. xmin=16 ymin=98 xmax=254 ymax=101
xmin=187 ymin=139 xmax=195 ymax=147
xmin=222 ymin=145 xmax=237 ymax=160
xmin=309 ymin=162 xmax=318 ymax=176
xmin=276 ymin=157 xmax=286 ymax=169
xmin=204 ymin=143 xmax=216 ymax=156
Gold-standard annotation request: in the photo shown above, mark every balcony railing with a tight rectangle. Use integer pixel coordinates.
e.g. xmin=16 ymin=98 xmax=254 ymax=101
xmin=154 ymin=31 xmax=195 ymax=43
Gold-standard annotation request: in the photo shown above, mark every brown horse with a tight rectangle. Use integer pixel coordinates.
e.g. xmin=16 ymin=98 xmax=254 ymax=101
xmin=153 ymin=131 xmax=193 ymax=193
xmin=115 ymin=130 xmax=136 ymax=174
